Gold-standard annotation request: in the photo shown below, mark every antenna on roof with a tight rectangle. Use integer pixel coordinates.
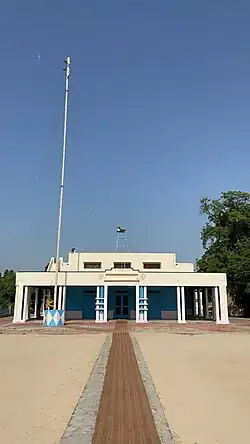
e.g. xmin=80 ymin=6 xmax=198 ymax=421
xmin=116 ymin=226 xmax=129 ymax=252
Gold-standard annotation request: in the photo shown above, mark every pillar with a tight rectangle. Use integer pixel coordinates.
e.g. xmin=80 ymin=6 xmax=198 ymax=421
xmin=62 ymin=286 xmax=66 ymax=311
xmin=95 ymin=286 xmax=100 ymax=322
xmin=218 ymin=285 xmax=229 ymax=324
xmin=13 ymin=285 xmax=24 ymax=323
xmin=204 ymin=288 xmax=209 ymax=319
xmin=53 ymin=287 xmax=57 ymax=310
xmin=97 ymin=286 xmax=105 ymax=322
xmin=197 ymin=288 xmax=200 ymax=316
xmin=139 ymin=287 xmax=144 ymax=322
xmin=95 ymin=287 xmax=100 ymax=322
xmin=34 ymin=288 xmax=39 ymax=318
xmin=136 ymin=285 xmax=140 ymax=322
xmin=177 ymin=286 xmax=181 ymax=322
xmin=213 ymin=287 xmax=220 ymax=323
xmin=42 ymin=289 xmax=46 ymax=316
xmin=58 ymin=286 xmax=63 ymax=310
xmin=103 ymin=285 xmax=108 ymax=322
xmin=181 ymin=286 xmax=186 ymax=323
xmin=137 ymin=286 xmax=148 ymax=323
xmin=194 ymin=289 xmax=198 ymax=317
xmin=143 ymin=286 xmax=148 ymax=322
xmin=22 ymin=286 xmax=29 ymax=322
xmin=199 ymin=289 xmax=204 ymax=317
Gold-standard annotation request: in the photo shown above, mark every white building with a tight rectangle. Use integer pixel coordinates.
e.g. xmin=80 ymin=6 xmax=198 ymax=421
xmin=13 ymin=251 xmax=229 ymax=324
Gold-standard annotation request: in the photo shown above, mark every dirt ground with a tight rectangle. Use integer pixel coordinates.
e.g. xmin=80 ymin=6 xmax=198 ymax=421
xmin=135 ymin=331 xmax=250 ymax=444
xmin=0 ymin=334 xmax=106 ymax=444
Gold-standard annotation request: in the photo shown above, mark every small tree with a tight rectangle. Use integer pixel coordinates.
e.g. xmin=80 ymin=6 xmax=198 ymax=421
xmin=0 ymin=270 xmax=16 ymax=308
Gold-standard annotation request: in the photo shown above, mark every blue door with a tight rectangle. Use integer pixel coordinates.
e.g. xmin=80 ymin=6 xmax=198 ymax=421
xmin=115 ymin=293 xmax=129 ymax=319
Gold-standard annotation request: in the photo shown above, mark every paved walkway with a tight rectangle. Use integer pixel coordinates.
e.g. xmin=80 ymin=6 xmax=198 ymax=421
xmin=92 ymin=321 xmax=161 ymax=444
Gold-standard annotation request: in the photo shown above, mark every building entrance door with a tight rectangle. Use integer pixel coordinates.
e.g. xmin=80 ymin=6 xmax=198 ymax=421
xmin=115 ymin=293 xmax=129 ymax=318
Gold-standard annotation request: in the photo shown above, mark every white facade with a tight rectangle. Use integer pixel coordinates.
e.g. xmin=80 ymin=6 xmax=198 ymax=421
xmin=13 ymin=251 xmax=229 ymax=324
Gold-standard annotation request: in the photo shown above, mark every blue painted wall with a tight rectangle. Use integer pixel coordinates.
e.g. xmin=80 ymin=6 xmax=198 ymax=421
xmin=66 ymin=286 xmax=96 ymax=319
xmin=147 ymin=286 xmax=177 ymax=320
xmin=108 ymin=286 xmax=136 ymax=319
xmin=66 ymin=285 xmax=179 ymax=320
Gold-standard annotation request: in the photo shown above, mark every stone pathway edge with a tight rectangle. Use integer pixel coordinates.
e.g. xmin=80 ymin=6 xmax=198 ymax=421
xmin=60 ymin=334 xmax=112 ymax=444
xmin=131 ymin=335 xmax=174 ymax=444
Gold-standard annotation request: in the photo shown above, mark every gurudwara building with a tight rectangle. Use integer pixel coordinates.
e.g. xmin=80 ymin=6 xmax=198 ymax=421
xmin=13 ymin=250 xmax=229 ymax=325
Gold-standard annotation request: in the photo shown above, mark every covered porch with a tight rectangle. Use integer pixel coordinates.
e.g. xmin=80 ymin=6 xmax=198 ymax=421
xmin=13 ymin=283 xmax=229 ymax=325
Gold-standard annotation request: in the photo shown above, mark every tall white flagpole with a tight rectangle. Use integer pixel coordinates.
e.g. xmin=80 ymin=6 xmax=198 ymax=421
xmin=54 ymin=57 xmax=71 ymax=309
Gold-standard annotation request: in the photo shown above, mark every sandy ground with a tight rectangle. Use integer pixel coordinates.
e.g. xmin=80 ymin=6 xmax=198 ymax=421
xmin=135 ymin=332 xmax=250 ymax=444
xmin=0 ymin=334 xmax=106 ymax=444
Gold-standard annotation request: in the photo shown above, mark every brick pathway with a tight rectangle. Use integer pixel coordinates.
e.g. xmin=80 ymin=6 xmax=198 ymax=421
xmin=92 ymin=320 xmax=161 ymax=444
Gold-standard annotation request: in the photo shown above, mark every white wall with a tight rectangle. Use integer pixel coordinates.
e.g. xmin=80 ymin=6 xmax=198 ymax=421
xmin=47 ymin=252 xmax=194 ymax=273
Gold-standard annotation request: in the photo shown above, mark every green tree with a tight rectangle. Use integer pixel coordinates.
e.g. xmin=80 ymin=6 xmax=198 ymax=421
xmin=0 ymin=269 xmax=16 ymax=308
xmin=197 ymin=191 xmax=250 ymax=317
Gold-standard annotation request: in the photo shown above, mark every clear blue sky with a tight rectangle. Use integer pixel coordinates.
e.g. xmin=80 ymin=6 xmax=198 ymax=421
xmin=1 ymin=1 xmax=250 ymax=271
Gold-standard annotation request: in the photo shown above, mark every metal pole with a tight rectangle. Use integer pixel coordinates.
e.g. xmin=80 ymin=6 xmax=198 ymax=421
xmin=54 ymin=57 xmax=71 ymax=309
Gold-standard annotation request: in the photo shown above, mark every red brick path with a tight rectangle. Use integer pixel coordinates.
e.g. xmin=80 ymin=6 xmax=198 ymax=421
xmin=92 ymin=320 xmax=161 ymax=444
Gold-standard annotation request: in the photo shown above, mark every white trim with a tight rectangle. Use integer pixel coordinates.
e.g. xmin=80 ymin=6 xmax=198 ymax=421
xmin=16 ymin=270 xmax=227 ymax=288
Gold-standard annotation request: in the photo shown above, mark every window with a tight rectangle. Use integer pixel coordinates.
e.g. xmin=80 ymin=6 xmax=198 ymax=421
xmin=113 ymin=262 xmax=131 ymax=269
xmin=143 ymin=262 xmax=161 ymax=269
xmin=84 ymin=262 xmax=102 ymax=269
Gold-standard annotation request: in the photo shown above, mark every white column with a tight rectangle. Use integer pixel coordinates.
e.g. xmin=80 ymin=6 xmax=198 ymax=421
xmin=197 ymin=288 xmax=200 ymax=316
xmin=143 ymin=286 xmax=148 ymax=322
xmin=177 ymin=286 xmax=181 ymax=323
xmin=62 ymin=286 xmax=66 ymax=311
xmin=13 ymin=285 xmax=24 ymax=323
xmin=58 ymin=286 xmax=63 ymax=310
xmin=103 ymin=285 xmax=108 ymax=322
xmin=194 ymin=289 xmax=199 ymax=316
xmin=136 ymin=285 xmax=140 ymax=322
xmin=213 ymin=287 xmax=220 ymax=323
xmin=218 ymin=286 xmax=229 ymax=324
xmin=22 ymin=286 xmax=29 ymax=322
xmin=199 ymin=289 xmax=204 ymax=317
xmin=181 ymin=286 xmax=186 ymax=323
xmin=34 ymin=289 xmax=39 ymax=318
xmin=95 ymin=286 xmax=100 ymax=322
xmin=99 ymin=287 xmax=104 ymax=322
xmin=53 ymin=286 xmax=57 ymax=310
xmin=42 ymin=289 xmax=46 ymax=316
xmin=204 ymin=288 xmax=209 ymax=319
